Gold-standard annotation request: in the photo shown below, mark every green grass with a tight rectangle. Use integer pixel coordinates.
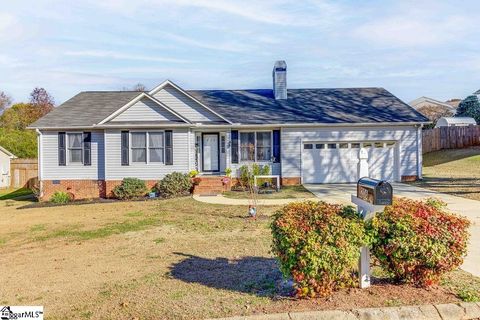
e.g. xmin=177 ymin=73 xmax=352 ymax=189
xmin=223 ymin=185 xmax=314 ymax=199
xmin=0 ymin=188 xmax=33 ymax=200
xmin=36 ymin=218 xmax=159 ymax=241
xmin=411 ymin=147 xmax=480 ymax=200
xmin=30 ymin=224 xmax=46 ymax=232
xmin=441 ymin=269 xmax=480 ymax=302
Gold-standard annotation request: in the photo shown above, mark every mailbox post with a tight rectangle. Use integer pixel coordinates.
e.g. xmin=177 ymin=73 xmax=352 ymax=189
xmin=352 ymin=177 xmax=393 ymax=288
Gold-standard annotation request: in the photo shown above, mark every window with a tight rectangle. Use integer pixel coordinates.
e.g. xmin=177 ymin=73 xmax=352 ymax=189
xmin=339 ymin=143 xmax=348 ymax=149
xmin=351 ymin=143 xmax=360 ymax=149
xmin=68 ymin=133 xmax=83 ymax=163
xmin=131 ymin=132 xmax=147 ymax=163
xmin=256 ymin=132 xmax=271 ymax=161
xmin=374 ymin=142 xmax=384 ymax=148
xmin=386 ymin=141 xmax=395 ymax=147
xmin=362 ymin=142 xmax=372 ymax=148
xmin=315 ymin=143 xmax=324 ymax=149
xmin=149 ymin=132 xmax=164 ymax=162
xmin=304 ymin=143 xmax=313 ymax=149
xmin=327 ymin=143 xmax=337 ymax=149
xmin=240 ymin=132 xmax=255 ymax=161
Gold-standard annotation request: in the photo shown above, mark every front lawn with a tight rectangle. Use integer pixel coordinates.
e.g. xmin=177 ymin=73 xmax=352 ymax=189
xmin=0 ymin=197 xmax=478 ymax=319
xmin=413 ymin=147 xmax=480 ymax=200
xmin=223 ymin=185 xmax=315 ymax=199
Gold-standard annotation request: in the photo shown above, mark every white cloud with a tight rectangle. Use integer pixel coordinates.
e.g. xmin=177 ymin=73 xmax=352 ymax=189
xmin=64 ymin=50 xmax=191 ymax=63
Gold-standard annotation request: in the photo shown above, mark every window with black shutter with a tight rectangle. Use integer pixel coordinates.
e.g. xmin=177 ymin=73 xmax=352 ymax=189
xmin=273 ymin=130 xmax=281 ymax=163
xmin=83 ymin=132 xmax=91 ymax=166
xmin=231 ymin=130 xmax=238 ymax=164
xmin=58 ymin=132 xmax=66 ymax=166
xmin=165 ymin=130 xmax=173 ymax=165
xmin=121 ymin=131 xmax=129 ymax=166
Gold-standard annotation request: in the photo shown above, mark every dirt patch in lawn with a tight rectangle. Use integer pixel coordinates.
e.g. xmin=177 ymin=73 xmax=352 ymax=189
xmin=0 ymin=197 xmax=477 ymax=319
xmin=412 ymin=147 xmax=480 ymax=201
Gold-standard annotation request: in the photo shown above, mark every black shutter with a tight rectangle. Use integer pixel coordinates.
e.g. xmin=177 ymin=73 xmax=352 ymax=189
xmin=83 ymin=132 xmax=91 ymax=166
xmin=231 ymin=130 xmax=239 ymax=164
xmin=121 ymin=131 xmax=129 ymax=166
xmin=165 ymin=130 xmax=173 ymax=165
xmin=273 ymin=130 xmax=281 ymax=163
xmin=58 ymin=132 xmax=66 ymax=166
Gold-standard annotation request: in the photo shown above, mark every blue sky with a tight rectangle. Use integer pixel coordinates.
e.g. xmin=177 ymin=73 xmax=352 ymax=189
xmin=1 ymin=0 xmax=480 ymax=105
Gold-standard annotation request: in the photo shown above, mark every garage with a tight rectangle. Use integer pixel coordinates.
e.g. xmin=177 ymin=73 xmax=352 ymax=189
xmin=302 ymin=141 xmax=396 ymax=183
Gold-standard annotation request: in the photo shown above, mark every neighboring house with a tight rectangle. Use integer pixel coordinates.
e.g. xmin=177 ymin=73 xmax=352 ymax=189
xmin=29 ymin=61 xmax=429 ymax=200
xmin=409 ymin=96 xmax=457 ymax=122
xmin=0 ymin=146 xmax=16 ymax=189
xmin=435 ymin=117 xmax=477 ymax=128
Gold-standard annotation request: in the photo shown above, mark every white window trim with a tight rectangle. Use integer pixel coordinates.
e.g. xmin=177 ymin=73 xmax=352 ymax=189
xmin=129 ymin=130 xmax=166 ymax=165
xmin=66 ymin=131 xmax=84 ymax=166
xmin=238 ymin=130 xmax=273 ymax=163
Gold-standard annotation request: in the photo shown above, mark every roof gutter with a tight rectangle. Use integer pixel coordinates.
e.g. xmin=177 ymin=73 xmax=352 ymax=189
xmin=28 ymin=121 xmax=430 ymax=130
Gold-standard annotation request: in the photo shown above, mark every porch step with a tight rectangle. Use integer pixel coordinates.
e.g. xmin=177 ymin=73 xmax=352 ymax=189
xmin=192 ymin=175 xmax=230 ymax=195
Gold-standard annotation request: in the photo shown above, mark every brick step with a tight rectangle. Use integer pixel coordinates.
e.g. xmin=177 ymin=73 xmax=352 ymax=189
xmin=196 ymin=181 xmax=224 ymax=187
xmin=193 ymin=185 xmax=225 ymax=195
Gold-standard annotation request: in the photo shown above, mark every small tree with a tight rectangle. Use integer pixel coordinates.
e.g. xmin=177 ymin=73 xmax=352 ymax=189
xmin=456 ymin=95 xmax=480 ymax=124
xmin=30 ymin=87 xmax=55 ymax=117
xmin=0 ymin=91 xmax=12 ymax=113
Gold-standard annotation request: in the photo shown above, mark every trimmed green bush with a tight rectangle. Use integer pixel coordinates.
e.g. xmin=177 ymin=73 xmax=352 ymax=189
xmin=50 ymin=191 xmax=71 ymax=204
xmin=155 ymin=172 xmax=192 ymax=198
xmin=271 ymin=201 xmax=366 ymax=298
xmin=367 ymin=197 xmax=470 ymax=287
xmin=112 ymin=178 xmax=147 ymax=200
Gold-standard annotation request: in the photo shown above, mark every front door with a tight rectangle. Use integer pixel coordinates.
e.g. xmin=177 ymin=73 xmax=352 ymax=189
xmin=202 ymin=133 xmax=219 ymax=172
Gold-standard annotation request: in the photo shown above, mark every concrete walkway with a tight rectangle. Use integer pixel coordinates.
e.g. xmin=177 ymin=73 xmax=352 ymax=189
xmin=304 ymin=183 xmax=480 ymax=277
xmin=193 ymin=194 xmax=318 ymax=206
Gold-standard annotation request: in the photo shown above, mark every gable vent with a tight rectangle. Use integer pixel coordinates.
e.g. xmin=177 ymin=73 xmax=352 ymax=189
xmin=272 ymin=60 xmax=287 ymax=100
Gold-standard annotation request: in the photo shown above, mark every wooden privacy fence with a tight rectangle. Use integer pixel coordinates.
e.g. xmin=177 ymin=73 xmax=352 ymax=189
xmin=422 ymin=125 xmax=480 ymax=154
xmin=10 ymin=158 xmax=38 ymax=189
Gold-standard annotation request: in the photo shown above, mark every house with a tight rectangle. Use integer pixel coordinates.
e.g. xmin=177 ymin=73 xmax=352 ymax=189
xmin=409 ymin=96 xmax=457 ymax=122
xmin=0 ymin=146 xmax=16 ymax=189
xmin=29 ymin=61 xmax=428 ymax=200
xmin=435 ymin=117 xmax=477 ymax=128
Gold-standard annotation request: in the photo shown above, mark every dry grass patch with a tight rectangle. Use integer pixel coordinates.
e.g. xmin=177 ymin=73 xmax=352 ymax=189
xmin=223 ymin=185 xmax=314 ymax=199
xmin=0 ymin=197 xmax=478 ymax=320
xmin=412 ymin=147 xmax=480 ymax=200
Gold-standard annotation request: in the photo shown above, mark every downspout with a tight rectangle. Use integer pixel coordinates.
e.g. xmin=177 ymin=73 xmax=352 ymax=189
xmin=36 ymin=129 xmax=43 ymax=198
xmin=416 ymin=124 xmax=423 ymax=180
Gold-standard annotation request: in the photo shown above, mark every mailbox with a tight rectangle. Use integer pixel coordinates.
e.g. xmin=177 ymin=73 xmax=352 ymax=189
xmin=357 ymin=177 xmax=393 ymax=205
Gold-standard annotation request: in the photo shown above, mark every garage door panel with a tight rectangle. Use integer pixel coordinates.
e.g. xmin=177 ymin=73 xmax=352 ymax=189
xmin=302 ymin=141 xmax=396 ymax=183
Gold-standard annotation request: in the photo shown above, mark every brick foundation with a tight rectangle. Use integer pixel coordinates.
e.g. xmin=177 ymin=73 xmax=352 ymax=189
xmin=41 ymin=180 xmax=106 ymax=201
xmin=401 ymin=175 xmax=418 ymax=182
xmin=41 ymin=179 xmax=159 ymax=201
xmin=281 ymin=177 xmax=301 ymax=185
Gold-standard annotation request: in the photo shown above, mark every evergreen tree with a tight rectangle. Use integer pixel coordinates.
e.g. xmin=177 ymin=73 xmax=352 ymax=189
xmin=456 ymin=95 xmax=480 ymax=123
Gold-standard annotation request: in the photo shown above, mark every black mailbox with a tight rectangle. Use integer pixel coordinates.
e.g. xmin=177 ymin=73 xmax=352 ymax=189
xmin=357 ymin=177 xmax=393 ymax=205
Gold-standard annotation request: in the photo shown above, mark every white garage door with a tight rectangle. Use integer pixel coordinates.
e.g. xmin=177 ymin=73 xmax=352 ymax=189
xmin=302 ymin=141 xmax=396 ymax=183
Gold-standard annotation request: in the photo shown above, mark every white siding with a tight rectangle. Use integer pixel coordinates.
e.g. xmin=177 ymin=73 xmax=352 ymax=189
xmin=281 ymin=126 xmax=419 ymax=181
xmin=41 ymin=130 xmax=104 ymax=180
xmin=153 ymin=84 xmax=223 ymax=123
xmin=105 ymin=129 xmax=190 ymax=180
xmin=110 ymin=97 xmax=181 ymax=122
xmin=0 ymin=151 xmax=11 ymax=188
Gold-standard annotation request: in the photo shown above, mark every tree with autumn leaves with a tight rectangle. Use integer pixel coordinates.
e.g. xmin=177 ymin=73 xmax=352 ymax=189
xmin=0 ymin=87 xmax=55 ymax=158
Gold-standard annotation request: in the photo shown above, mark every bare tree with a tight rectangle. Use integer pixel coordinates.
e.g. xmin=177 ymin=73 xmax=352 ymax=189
xmin=0 ymin=91 xmax=12 ymax=113
xmin=30 ymin=87 xmax=54 ymax=117
xmin=132 ymin=83 xmax=147 ymax=91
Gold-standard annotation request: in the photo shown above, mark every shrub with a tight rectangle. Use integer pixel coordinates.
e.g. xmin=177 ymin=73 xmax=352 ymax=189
xmin=188 ymin=170 xmax=199 ymax=178
xmin=155 ymin=172 xmax=192 ymax=198
xmin=50 ymin=191 xmax=71 ymax=204
xmin=271 ymin=201 xmax=366 ymax=298
xmin=112 ymin=178 xmax=147 ymax=200
xmin=367 ymin=198 xmax=470 ymax=287
xmin=238 ymin=163 xmax=270 ymax=188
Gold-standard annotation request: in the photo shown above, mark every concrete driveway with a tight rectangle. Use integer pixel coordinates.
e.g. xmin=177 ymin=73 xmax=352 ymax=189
xmin=304 ymin=183 xmax=480 ymax=277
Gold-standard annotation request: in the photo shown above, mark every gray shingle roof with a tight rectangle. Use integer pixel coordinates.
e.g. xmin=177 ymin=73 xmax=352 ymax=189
xmin=188 ymin=88 xmax=429 ymax=124
xmin=29 ymin=91 xmax=141 ymax=128
xmin=29 ymin=87 xmax=428 ymax=128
